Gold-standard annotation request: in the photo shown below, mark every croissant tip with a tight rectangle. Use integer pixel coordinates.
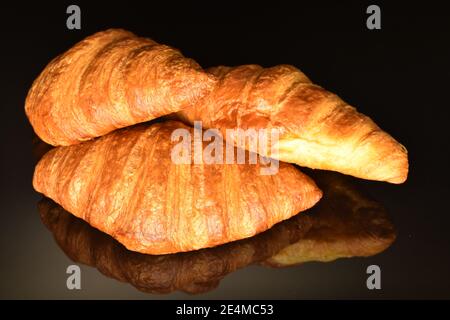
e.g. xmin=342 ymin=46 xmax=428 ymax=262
xmin=313 ymin=188 xmax=324 ymax=205
xmin=387 ymin=148 xmax=409 ymax=184
xmin=387 ymin=172 xmax=408 ymax=184
xmin=386 ymin=171 xmax=408 ymax=184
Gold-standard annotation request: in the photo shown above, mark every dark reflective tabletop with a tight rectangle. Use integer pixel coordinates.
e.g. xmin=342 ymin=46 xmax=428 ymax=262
xmin=1 ymin=2 xmax=449 ymax=299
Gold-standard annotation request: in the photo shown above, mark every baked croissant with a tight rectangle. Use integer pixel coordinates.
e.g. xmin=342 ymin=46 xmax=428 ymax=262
xmin=33 ymin=120 xmax=322 ymax=254
xmin=25 ymin=29 xmax=216 ymax=146
xmin=264 ymin=170 xmax=396 ymax=267
xmin=38 ymin=197 xmax=312 ymax=294
xmin=177 ymin=65 xmax=409 ymax=183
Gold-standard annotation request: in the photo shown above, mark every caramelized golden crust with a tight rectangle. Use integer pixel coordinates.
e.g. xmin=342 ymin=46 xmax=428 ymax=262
xmin=33 ymin=120 xmax=322 ymax=254
xmin=25 ymin=29 xmax=216 ymax=146
xmin=39 ymin=197 xmax=312 ymax=294
xmin=25 ymin=28 xmax=408 ymax=182
xmin=263 ymin=170 xmax=396 ymax=267
xmin=177 ymin=65 xmax=408 ymax=183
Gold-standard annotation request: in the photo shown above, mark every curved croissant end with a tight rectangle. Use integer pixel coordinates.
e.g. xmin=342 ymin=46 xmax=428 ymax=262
xmin=178 ymin=64 xmax=408 ymax=183
xmin=25 ymin=29 xmax=216 ymax=146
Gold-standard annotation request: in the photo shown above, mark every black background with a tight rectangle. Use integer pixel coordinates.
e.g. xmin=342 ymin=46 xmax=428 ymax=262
xmin=0 ymin=1 xmax=449 ymax=299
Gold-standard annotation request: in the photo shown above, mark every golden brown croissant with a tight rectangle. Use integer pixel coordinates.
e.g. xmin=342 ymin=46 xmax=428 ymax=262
xmin=264 ymin=170 xmax=396 ymax=267
xmin=25 ymin=29 xmax=216 ymax=146
xmin=33 ymin=120 xmax=322 ymax=254
xmin=177 ymin=65 xmax=408 ymax=183
xmin=38 ymin=197 xmax=312 ymax=294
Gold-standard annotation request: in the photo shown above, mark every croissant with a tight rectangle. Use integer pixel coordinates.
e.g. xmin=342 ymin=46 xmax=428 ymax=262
xmin=33 ymin=120 xmax=322 ymax=254
xmin=264 ymin=170 xmax=396 ymax=267
xmin=177 ymin=65 xmax=409 ymax=183
xmin=38 ymin=197 xmax=312 ymax=294
xmin=25 ymin=29 xmax=216 ymax=146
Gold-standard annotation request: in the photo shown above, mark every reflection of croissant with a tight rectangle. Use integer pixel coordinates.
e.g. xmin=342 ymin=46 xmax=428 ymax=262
xmin=33 ymin=120 xmax=321 ymax=254
xmin=25 ymin=29 xmax=216 ymax=146
xmin=264 ymin=170 xmax=396 ymax=267
xmin=39 ymin=197 xmax=313 ymax=294
xmin=177 ymin=65 xmax=408 ymax=183
xmin=39 ymin=170 xmax=396 ymax=294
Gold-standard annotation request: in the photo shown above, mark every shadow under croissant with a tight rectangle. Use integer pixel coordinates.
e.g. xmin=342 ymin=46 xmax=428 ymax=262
xmin=37 ymin=170 xmax=396 ymax=295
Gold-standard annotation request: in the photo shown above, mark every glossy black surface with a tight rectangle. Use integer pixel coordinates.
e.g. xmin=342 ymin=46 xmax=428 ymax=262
xmin=1 ymin=1 xmax=449 ymax=299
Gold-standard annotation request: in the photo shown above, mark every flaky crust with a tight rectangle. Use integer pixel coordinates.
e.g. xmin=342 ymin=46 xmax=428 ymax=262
xmin=33 ymin=120 xmax=322 ymax=254
xmin=177 ymin=65 xmax=408 ymax=183
xmin=25 ymin=29 xmax=216 ymax=146
xmin=38 ymin=197 xmax=312 ymax=294
xmin=25 ymin=28 xmax=408 ymax=182
xmin=263 ymin=170 xmax=396 ymax=267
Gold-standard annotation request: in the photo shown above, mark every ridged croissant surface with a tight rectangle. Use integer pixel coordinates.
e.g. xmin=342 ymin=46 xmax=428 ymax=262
xmin=39 ymin=197 xmax=312 ymax=294
xmin=177 ymin=65 xmax=408 ymax=183
xmin=33 ymin=120 xmax=322 ymax=254
xmin=25 ymin=29 xmax=216 ymax=146
xmin=264 ymin=170 xmax=396 ymax=267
